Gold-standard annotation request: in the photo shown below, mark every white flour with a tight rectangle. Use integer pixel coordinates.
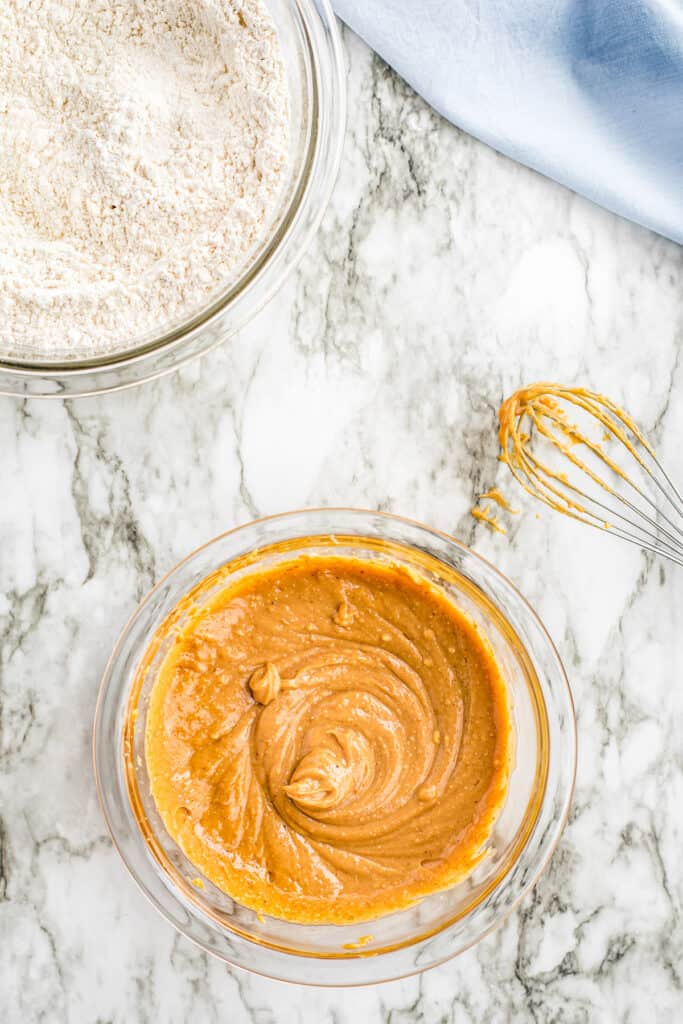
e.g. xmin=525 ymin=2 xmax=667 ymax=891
xmin=0 ymin=0 xmax=289 ymax=360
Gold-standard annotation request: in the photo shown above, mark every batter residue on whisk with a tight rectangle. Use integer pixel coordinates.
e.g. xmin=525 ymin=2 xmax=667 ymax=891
xmin=0 ymin=0 xmax=289 ymax=360
xmin=144 ymin=556 xmax=511 ymax=924
xmin=498 ymin=383 xmax=653 ymax=524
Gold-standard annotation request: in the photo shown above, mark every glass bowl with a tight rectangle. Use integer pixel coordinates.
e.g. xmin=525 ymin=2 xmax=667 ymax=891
xmin=93 ymin=509 xmax=576 ymax=985
xmin=0 ymin=1 xmax=345 ymax=398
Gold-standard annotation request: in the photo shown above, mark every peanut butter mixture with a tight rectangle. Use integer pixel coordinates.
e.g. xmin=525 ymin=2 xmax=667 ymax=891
xmin=145 ymin=557 xmax=511 ymax=924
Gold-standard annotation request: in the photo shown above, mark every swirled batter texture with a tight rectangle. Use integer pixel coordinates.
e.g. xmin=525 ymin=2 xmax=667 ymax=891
xmin=145 ymin=557 xmax=511 ymax=924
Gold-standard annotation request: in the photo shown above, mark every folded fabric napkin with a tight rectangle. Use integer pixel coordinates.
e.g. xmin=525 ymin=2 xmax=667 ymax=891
xmin=335 ymin=0 xmax=683 ymax=244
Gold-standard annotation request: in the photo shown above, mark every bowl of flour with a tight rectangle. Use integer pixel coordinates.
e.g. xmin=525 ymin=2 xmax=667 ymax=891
xmin=0 ymin=0 xmax=345 ymax=395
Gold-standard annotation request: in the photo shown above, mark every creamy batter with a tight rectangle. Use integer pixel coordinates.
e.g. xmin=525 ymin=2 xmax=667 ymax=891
xmin=144 ymin=556 xmax=511 ymax=924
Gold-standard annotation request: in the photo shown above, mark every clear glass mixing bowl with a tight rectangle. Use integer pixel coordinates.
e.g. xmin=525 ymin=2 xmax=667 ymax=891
xmin=93 ymin=509 xmax=576 ymax=985
xmin=0 ymin=1 xmax=345 ymax=398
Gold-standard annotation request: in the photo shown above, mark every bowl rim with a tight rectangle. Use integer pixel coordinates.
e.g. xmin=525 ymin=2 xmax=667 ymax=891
xmin=93 ymin=507 xmax=577 ymax=985
xmin=0 ymin=0 xmax=346 ymax=396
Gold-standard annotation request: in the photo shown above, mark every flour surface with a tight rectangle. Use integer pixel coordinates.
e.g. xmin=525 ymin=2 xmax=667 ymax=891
xmin=0 ymin=0 xmax=289 ymax=360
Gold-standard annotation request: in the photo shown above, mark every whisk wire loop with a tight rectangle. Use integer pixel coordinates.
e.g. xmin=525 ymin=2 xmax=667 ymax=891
xmin=499 ymin=384 xmax=683 ymax=566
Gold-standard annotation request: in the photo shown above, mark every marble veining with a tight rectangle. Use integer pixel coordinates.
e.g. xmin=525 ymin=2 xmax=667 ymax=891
xmin=2 ymin=27 xmax=683 ymax=1023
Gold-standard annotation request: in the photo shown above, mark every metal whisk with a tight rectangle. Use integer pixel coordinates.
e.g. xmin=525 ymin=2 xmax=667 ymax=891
xmin=498 ymin=383 xmax=683 ymax=566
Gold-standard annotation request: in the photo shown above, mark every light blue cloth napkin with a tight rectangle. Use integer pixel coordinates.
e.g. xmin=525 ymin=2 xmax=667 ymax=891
xmin=335 ymin=0 xmax=683 ymax=244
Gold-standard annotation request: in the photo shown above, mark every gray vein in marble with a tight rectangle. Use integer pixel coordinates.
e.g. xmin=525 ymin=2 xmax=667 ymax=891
xmin=65 ymin=405 xmax=157 ymax=593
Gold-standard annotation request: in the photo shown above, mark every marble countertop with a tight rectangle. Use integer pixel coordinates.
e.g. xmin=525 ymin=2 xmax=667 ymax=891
xmin=2 ymin=28 xmax=683 ymax=1024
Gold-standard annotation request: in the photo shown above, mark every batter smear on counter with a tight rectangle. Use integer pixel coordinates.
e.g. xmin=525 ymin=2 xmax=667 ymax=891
xmin=0 ymin=0 xmax=289 ymax=360
xmin=144 ymin=556 xmax=511 ymax=924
